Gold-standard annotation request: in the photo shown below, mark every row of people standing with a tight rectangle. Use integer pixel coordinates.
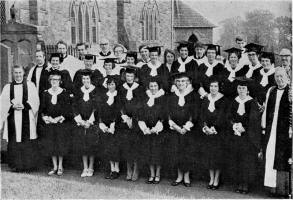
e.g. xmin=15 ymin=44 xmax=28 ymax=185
xmin=1 ymin=38 xmax=292 ymax=197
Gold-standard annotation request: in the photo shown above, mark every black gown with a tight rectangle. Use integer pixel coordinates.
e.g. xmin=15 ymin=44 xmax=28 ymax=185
xmin=72 ymin=87 xmax=99 ymax=156
xmin=171 ymin=58 xmax=200 ymax=90
xmin=199 ymin=95 xmax=228 ymax=169
xmin=198 ymin=62 xmax=226 ymax=94
xmin=167 ymin=90 xmax=201 ymax=172
xmin=227 ymin=97 xmax=261 ymax=187
xmin=97 ymin=91 xmax=121 ymax=162
xmin=253 ymin=69 xmax=276 ymax=105
xmin=138 ymin=94 xmax=166 ymax=166
xmin=39 ymin=89 xmax=72 ymax=156
xmin=116 ymin=83 xmax=144 ymax=163
xmin=158 ymin=63 xmax=173 ymax=93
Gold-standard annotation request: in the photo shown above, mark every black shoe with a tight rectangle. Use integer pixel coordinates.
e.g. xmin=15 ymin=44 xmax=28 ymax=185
xmin=146 ymin=176 xmax=154 ymax=184
xmin=183 ymin=182 xmax=191 ymax=187
xmin=212 ymin=184 xmax=220 ymax=190
xmin=207 ymin=184 xmax=213 ymax=189
xmin=153 ymin=176 xmax=160 ymax=184
xmin=241 ymin=189 xmax=249 ymax=194
xmin=105 ymin=172 xmax=112 ymax=179
xmin=171 ymin=180 xmax=182 ymax=186
xmin=111 ymin=172 xmax=119 ymax=179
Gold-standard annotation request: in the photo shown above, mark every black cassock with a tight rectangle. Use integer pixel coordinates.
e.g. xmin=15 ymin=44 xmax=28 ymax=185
xmin=72 ymin=87 xmax=99 ymax=156
xmin=199 ymin=95 xmax=228 ymax=169
xmin=97 ymin=91 xmax=121 ymax=162
xmin=158 ymin=64 xmax=173 ymax=93
xmin=138 ymin=94 xmax=167 ymax=166
xmin=198 ymin=62 xmax=226 ymax=94
xmin=263 ymin=86 xmax=291 ymax=172
xmin=171 ymin=58 xmax=200 ymax=90
xmin=72 ymin=69 xmax=103 ymax=94
xmin=39 ymin=89 xmax=72 ymax=156
xmin=116 ymin=83 xmax=144 ymax=163
xmin=167 ymin=90 xmax=200 ymax=172
xmin=29 ymin=63 xmax=50 ymax=98
xmin=227 ymin=97 xmax=261 ymax=186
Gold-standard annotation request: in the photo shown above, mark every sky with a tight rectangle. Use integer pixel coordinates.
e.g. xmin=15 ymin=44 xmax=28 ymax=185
xmin=183 ymin=0 xmax=292 ymax=42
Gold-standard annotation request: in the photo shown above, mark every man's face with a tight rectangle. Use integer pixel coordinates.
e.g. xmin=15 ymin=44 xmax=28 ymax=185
xmin=100 ymin=41 xmax=109 ymax=52
xmin=195 ymin=47 xmax=205 ymax=58
xmin=36 ymin=51 xmax=45 ymax=66
xmin=247 ymin=51 xmax=259 ymax=65
xmin=77 ymin=45 xmax=86 ymax=57
xmin=84 ymin=59 xmax=94 ymax=69
xmin=275 ymin=70 xmax=288 ymax=88
xmin=57 ymin=44 xmax=67 ymax=55
xmin=281 ymin=55 xmax=291 ymax=67
xmin=13 ymin=67 xmax=24 ymax=82
xmin=236 ymin=40 xmax=246 ymax=50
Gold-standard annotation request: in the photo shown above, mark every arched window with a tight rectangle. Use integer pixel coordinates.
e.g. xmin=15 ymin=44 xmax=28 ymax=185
xmin=85 ymin=7 xmax=90 ymax=43
xmin=140 ymin=0 xmax=159 ymax=41
xmin=70 ymin=5 xmax=76 ymax=44
xmin=70 ymin=0 xmax=100 ymax=44
xmin=78 ymin=6 xmax=83 ymax=43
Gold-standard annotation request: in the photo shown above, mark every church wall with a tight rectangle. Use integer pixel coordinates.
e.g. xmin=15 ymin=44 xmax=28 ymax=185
xmin=174 ymin=27 xmax=213 ymax=45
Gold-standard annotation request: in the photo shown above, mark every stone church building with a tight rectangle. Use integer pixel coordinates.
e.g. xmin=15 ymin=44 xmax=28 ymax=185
xmin=1 ymin=0 xmax=215 ymax=50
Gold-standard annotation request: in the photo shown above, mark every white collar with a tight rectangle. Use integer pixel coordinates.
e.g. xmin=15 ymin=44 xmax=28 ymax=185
xmin=146 ymin=89 xmax=165 ymax=107
xmin=147 ymin=61 xmax=161 ymax=76
xmin=174 ymin=84 xmax=193 ymax=106
xmin=106 ymin=90 xmax=117 ymax=105
xmin=81 ymin=84 xmax=95 ymax=101
xmin=207 ymin=93 xmax=223 ymax=112
xmin=235 ymin=95 xmax=253 ymax=116
xmin=48 ymin=87 xmax=63 ymax=104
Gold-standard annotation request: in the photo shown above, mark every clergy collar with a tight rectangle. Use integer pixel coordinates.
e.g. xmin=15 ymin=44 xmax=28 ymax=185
xmin=63 ymin=54 xmax=68 ymax=59
xmin=277 ymin=85 xmax=287 ymax=90
xmin=100 ymin=51 xmax=111 ymax=57
xmin=14 ymin=80 xmax=23 ymax=85
xmin=37 ymin=62 xmax=45 ymax=68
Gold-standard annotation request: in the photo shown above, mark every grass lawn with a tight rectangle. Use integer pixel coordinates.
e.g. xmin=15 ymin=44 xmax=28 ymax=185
xmin=1 ymin=164 xmax=268 ymax=199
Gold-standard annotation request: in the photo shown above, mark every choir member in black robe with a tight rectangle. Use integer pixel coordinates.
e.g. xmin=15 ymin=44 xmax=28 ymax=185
xmin=0 ymin=65 xmax=40 ymax=171
xmin=254 ymin=51 xmax=276 ymax=105
xmin=27 ymin=50 xmax=49 ymax=98
xmin=262 ymin=67 xmax=292 ymax=197
xmin=73 ymin=54 xmax=103 ymax=94
xmin=227 ymin=77 xmax=262 ymax=194
xmin=168 ymin=72 xmax=200 ymax=187
xmin=222 ymin=47 xmax=243 ymax=100
xmin=96 ymin=58 xmax=122 ymax=91
xmin=45 ymin=53 xmax=74 ymax=95
xmin=160 ymin=49 xmax=175 ymax=93
xmin=117 ymin=66 xmax=144 ymax=181
xmin=200 ymin=78 xmax=228 ymax=190
xmin=98 ymin=77 xmax=121 ymax=180
xmin=39 ymin=70 xmax=72 ymax=176
xmin=171 ymin=41 xmax=199 ymax=91
xmin=236 ymin=43 xmax=263 ymax=79
xmin=139 ymin=46 xmax=166 ymax=89
xmin=138 ymin=77 xmax=166 ymax=184
xmin=193 ymin=41 xmax=208 ymax=66
xmin=198 ymin=44 xmax=226 ymax=99
xmin=137 ymin=44 xmax=150 ymax=68
xmin=72 ymin=70 xmax=99 ymax=177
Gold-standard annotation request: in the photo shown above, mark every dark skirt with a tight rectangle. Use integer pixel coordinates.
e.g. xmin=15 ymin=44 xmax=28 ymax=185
xmin=167 ymin=130 xmax=197 ymax=172
xmin=201 ymin=134 xmax=224 ymax=170
xmin=117 ymin=122 xmax=142 ymax=163
xmin=40 ymin=122 xmax=71 ymax=156
xmin=229 ymin=134 xmax=258 ymax=185
xmin=140 ymin=131 xmax=166 ymax=166
xmin=100 ymin=131 xmax=121 ymax=162
xmin=73 ymin=125 xmax=99 ymax=156
xmin=7 ymin=138 xmax=39 ymax=171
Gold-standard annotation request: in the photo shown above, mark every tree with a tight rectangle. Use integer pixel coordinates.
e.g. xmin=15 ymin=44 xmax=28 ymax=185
xmin=217 ymin=16 xmax=244 ymax=50
xmin=274 ymin=16 xmax=292 ymax=51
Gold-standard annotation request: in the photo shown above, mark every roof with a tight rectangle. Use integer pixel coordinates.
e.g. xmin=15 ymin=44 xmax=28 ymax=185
xmin=174 ymin=0 xmax=216 ymax=28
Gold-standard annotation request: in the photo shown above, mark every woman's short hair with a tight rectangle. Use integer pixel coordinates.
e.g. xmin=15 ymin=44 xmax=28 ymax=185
xmin=163 ymin=49 xmax=176 ymax=64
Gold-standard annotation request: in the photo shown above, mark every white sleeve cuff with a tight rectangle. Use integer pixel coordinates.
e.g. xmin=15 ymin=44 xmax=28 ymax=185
xmin=138 ymin=121 xmax=148 ymax=132
xmin=74 ymin=115 xmax=83 ymax=124
xmin=109 ymin=122 xmax=115 ymax=134
xmin=168 ymin=119 xmax=176 ymax=130
xmin=99 ymin=123 xmax=108 ymax=133
xmin=154 ymin=121 xmax=163 ymax=133
xmin=121 ymin=114 xmax=129 ymax=123
xmin=198 ymin=87 xmax=207 ymax=99
xmin=87 ymin=112 xmax=95 ymax=125
xmin=183 ymin=121 xmax=194 ymax=131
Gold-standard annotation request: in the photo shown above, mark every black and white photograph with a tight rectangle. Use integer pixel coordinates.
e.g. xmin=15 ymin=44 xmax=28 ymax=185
xmin=0 ymin=0 xmax=292 ymax=199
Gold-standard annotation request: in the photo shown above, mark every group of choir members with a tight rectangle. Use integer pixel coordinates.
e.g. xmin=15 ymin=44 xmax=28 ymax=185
xmin=0 ymin=38 xmax=292 ymax=198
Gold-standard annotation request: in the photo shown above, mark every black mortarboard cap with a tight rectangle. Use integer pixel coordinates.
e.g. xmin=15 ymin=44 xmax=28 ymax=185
xmin=99 ymin=57 xmax=117 ymax=63
xmin=244 ymin=43 xmax=264 ymax=53
xmin=147 ymin=46 xmax=162 ymax=55
xmin=124 ymin=65 xmax=137 ymax=74
xmin=138 ymin=44 xmax=149 ymax=52
xmin=194 ymin=41 xmax=206 ymax=48
xmin=171 ymin=72 xmax=192 ymax=81
xmin=206 ymin=44 xmax=221 ymax=55
xmin=79 ymin=69 xmax=92 ymax=77
xmin=49 ymin=69 xmax=63 ymax=77
xmin=176 ymin=40 xmax=192 ymax=51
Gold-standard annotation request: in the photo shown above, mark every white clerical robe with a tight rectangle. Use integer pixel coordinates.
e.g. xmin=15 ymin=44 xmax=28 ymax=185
xmin=60 ymin=55 xmax=84 ymax=80
xmin=0 ymin=81 xmax=40 ymax=142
